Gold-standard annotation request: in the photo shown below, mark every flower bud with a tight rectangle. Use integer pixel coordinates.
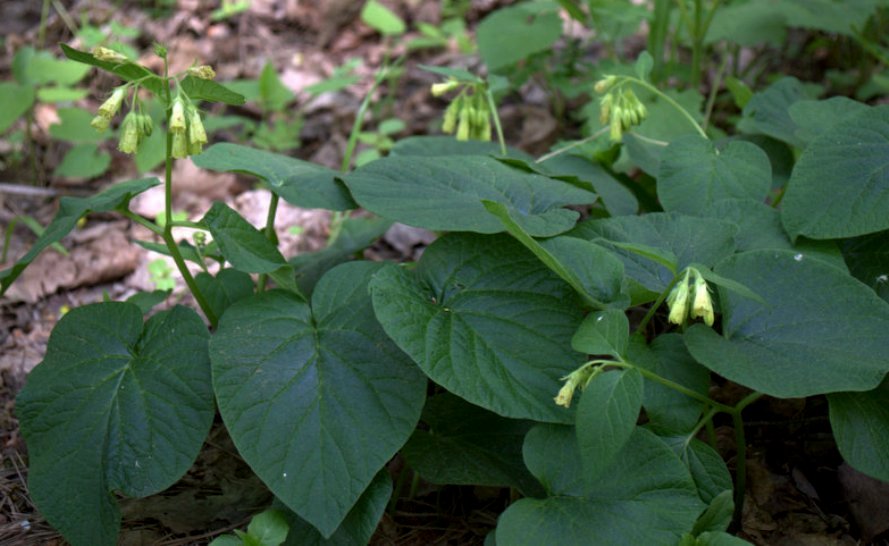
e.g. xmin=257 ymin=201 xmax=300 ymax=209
xmin=98 ymin=86 xmax=127 ymax=119
xmin=188 ymin=65 xmax=217 ymax=80
xmin=188 ymin=108 xmax=207 ymax=146
xmin=118 ymin=112 xmax=141 ymax=154
xmin=690 ymin=273 xmax=715 ymax=326
xmin=92 ymin=46 xmax=129 ymax=64
xmin=441 ymin=97 xmax=461 ymax=134
xmin=170 ymin=97 xmax=187 ymax=133
xmin=90 ymin=115 xmax=110 ymax=132
xmin=667 ymin=271 xmax=691 ymax=325
xmin=599 ymin=93 xmax=613 ymax=125
xmin=609 ymin=109 xmax=623 ymax=142
xmin=594 ymin=75 xmax=617 ymax=94
xmin=172 ymin=130 xmax=189 ymax=159
xmin=456 ymin=107 xmax=472 ymax=141
xmin=431 ymin=79 xmax=459 ymax=97
xmin=138 ymin=113 xmax=153 ymax=137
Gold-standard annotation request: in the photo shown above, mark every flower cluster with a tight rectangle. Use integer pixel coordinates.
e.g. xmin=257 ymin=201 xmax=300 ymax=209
xmin=666 ymin=268 xmax=715 ymax=326
xmin=433 ymin=80 xmax=492 ymax=142
xmin=594 ymin=76 xmax=648 ymax=142
xmin=169 ymin=96 xmax=207 ymax=158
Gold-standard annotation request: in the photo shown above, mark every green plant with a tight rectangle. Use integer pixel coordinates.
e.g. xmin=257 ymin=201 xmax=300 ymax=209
xmin=4 ymin=5 xmax=889 ymax=544
xmin=209 ymin=509 xmax=289 ymax=546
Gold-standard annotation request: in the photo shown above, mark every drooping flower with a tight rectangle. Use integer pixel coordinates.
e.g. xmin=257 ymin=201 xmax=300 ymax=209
xmin=667 ymin=270 xmax=691 ymax=325
xmin=98 ymin=86 xmax=127 ymax=119
xmin=92 ymin=47 xmax=128 ymax=64
xmin=118 ymin=112 xmax=141 ymax=154
xmin=690 ymin=272 xmax=715 ymax=326
xmin=187 ymin=65 xmax=216 ymax=80
xmin=170 ymin=97 xmax=187 ymax=133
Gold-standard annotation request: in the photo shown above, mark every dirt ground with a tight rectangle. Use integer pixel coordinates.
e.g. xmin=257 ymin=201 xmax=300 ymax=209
xmin=1 ymin=1 xmax=888 ymax=544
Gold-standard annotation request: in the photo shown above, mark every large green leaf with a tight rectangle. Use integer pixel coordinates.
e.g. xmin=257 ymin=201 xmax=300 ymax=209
xmin=401 ymin=394 xmax=541 ymax=495
xmin=389 ymin=135 xmax=532 ymax=160
xmin=737 ymin=77 xmax=817 ymax=147
xmin=0 ymin=82 xmax=35 ymax=133
xmin=0 ymin=177 xmax=160 ymax=294
xmin=210 ymin=262 xmax=426 ymax=537
xmin=631 ymin=335 xmax=709 ymax=434
xmin=483 ymin=200 xmax=628 ymax=308
xmin=193 ymin=144 xmax=354 ymax=211
xmin=281 ymin=470 xmax=392 ymax=546
xmin=782 ymin=105 xmax=889 ymax=240
xmin=344 ymin=155 xmax=596 ymax=236
xmin=194 ymin=269 xmax=255 ymax=319
xmin=17 ymin=303 xmax=213 ymax=546
xmin=16 ymin=47 xmax=91 ymax=86
xmin=777 ymin=0 xmax=882 ymax=35
xmin=657 ymin=135 xmax=771 ymax=215
xmin=536 ymin=154 xmax=638 ymax=216
xmin=201 ymin=202 xmax=299 ymax=294
xmin=571 ymin=213 xmax=738 ymax=293
xmin=788 ymin=97 xmax=868 ymax=146
xmin=828 ymin=380 xmax=889 ymax=481
xmin=476 ymin=2 xmax=562 ymax=71
xmin=497 ymin=426 xmax=704 ymax=545
xmin=571 ymin=309 xmax=629 ymax=358
xmin=576 ymin=369 xmax=644 ymax=481
xmin=705 ymin=0 xmax=787 ymax=46
xmin=369 ymin=233 xmax=586 ymax=423
xmin=661 ymin=436 xmax=733 ymax=505
xmin=684 ymin=249 xmax=889 ymax=397
xmin=49 ymin=108 xmax=105 ymax=143
xmin=60 ymin=44 xmax=165 ymax=95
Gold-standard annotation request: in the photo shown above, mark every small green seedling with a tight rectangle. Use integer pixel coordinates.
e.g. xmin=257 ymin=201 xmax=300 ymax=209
xmin=209 ymin=510 xmax=289 ymax=546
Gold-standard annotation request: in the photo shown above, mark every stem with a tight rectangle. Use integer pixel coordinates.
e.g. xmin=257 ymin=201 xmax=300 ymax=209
xmin=256 ymin=192 xmax=279 ymax=292
xmin=38 ymin=0 xmax=51 ymax=49
xmin=160 ymin=56 xmax=217 ymax=327
xmin=1 ymin=218 xmax=17 ymax=263
xmin=485 ymin=88 xmax=507 ymax=156
xmin=612 ymin=359 xmax=732 ymax=412
xmin=536 ymin=126 xmax=610 ymax=164
xmin=122 ymin=209 xmax=164 ymax=236
xmin=634 ymin=275 xmax=680 ymax=335
xmin=702 ymin=52 xmax=729 ymax=132
xmin=731 ymin=409 xmax=748 ymax=526
xmin=690 ymin=0 xmax=703 ymax=88
xmin=623 ymin=77 xmax=708 ymax=138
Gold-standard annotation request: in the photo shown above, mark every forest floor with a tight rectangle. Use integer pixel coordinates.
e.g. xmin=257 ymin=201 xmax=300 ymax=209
xmin=1 ymin=1 xmax=888 ymax=545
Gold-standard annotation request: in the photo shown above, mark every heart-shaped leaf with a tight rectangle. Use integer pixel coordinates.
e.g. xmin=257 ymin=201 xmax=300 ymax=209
xmin=571 ymin=309 xmax=630 ymax=358
xmin=684 ymin=249 xmax=889 ymax=397
xmin=497 ymin=425 xmax=704 ymax=545
xmin=828 ymin=380 xmax=889 ymax=481
xmin=210 ymin=262 xmax=426 ymax=537
xmin=657 ymin=135 xmax=771 ymax=215
xmin=281 ymin=470 xmax=392 ymax=546
xmin=401 ymin=394 xmax=541 ymax=495
xmin=576 ymin=369 xmax=644 ymax=481
xmin=782 ymin=105 xmax=889 ymax=240
xmin=370 ymin=233 xmax=586 ymax=423
xmin=194 ymin=269 xmax=255 ymax=319
xmin=343 ymin=155 xmax=596 ymax=236
xmin=476 ymin=3 xmax=562 ymax=71
xmin=193 ymin=144 xmax=354 ymax=211
xmin=17 ymin=303 xmax=214 ymax=546
xmin=661 ymin=436 xmax=733 ymax=505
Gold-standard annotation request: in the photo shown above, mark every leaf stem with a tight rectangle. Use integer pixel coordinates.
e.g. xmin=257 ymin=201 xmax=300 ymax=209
xmin=122 ymin=209 xmax=164 ymax=236
xmin=257 ymin=192 xmax=280 ymax=292
xmin=612 ymin=359 xmax=731 ymax=412
xmin=485 ymin=87 xmax=507 ymax=156
xmin=634 ymin=275 xmax=680 ymax=336
xmin=536 ymin=126 xmax=610 ymax=164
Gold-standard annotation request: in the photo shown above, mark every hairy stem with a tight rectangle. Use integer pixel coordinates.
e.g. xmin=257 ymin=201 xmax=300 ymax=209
xmin=256 ymin=192 xmax=280 ymax=292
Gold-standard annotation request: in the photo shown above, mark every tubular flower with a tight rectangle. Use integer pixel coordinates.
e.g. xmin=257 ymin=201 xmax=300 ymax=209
xmin=554 ymin=372 xmax=583 ymax=408
xmin=188 ymin=108 xmax=207 ymax=148
xmin=170 ymin=97 xmax=187 ymax=133
xmin=92 ymin=47 xmax=128 ymax=64
xmin=98 ymin=86 xmax=127 ymax=119
xmin=172 ymin=130 xmax=189 ymax=159
xmin=441 ymin=96 xmax=462 ymax=134
xmin=690 ymin=272 xmax=715 ymax=326
xmin=431 ymin=79 xmax=459 ymax=97
xmin=667 ymin=270 xmax=691 ymax=325
xmin=187 ymin=65 xmax=216 ymax=80
xmin=456 ymin=105 xmax=472 ymax=141
xmin=90 ymin=115 xmax=110 ymax=132
xmin=594 ymin=75 xmax=618 ymax=94
xmin=118 ymin=112 xmax=141 ymax=154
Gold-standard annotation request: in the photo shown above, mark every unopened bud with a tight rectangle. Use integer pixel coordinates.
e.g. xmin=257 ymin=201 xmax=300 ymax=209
xmin=188 ymin=65 xmax=217 ymax=80
xmin=139 ymin=114 xmax=153 ymax=137
xmin=172 ymin=130 xmax=189 ymax=159
xmin=442 ymin=97 xmax=461 ymax=134
xmin=456 ymin=107 xmax=471 ymax=141
xmin=90 ymin=115 xmax=110 ymax=132
xmin=689 ymin=273 xmax=715 ymax=326
xmin=92 ymin=47 xmax=129 ymax=64
xmin=431 ymin=79 xmax=459 ymax=97
xmin=118 ymin=112 xmax=141 ymax=154
xmin=594 ymin=75 xmax=617 ymax=94
xmin=667 ymin=271 xmax=692 ymax=325
xmin=170 ymin=97 xmax=187 ymax=133
xmin=98 ymin=86 xmax=127 ymax=119
xmin=188 ymin=108 xmax=207 ymax=146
